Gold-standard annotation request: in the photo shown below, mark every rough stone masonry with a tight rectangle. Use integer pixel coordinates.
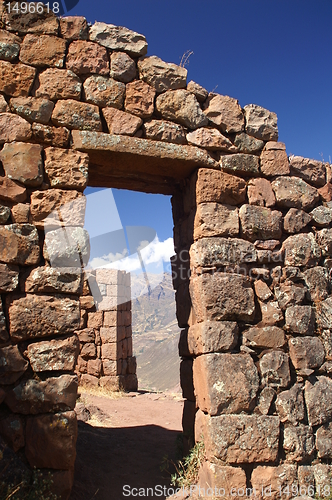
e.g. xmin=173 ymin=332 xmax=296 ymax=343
xmin=0 ymin=3 xmax=332 ymax=499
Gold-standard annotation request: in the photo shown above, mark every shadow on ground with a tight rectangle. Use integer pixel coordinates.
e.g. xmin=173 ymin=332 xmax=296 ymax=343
xmin=69 ymin=421 xmax=180 ymax=500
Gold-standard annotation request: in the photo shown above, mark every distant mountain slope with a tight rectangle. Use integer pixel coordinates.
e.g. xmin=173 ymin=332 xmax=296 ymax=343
xmin=131 ymin=272 xmax=181 ymax=392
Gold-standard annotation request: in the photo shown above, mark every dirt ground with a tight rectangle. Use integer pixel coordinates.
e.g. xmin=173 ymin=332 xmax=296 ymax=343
xmin=69 ymin=390 xmax=184 ymax=500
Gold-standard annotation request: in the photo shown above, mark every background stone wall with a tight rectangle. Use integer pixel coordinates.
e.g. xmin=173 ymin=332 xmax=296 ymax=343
xmin=0 ymin=3 xmax=332 ymax=499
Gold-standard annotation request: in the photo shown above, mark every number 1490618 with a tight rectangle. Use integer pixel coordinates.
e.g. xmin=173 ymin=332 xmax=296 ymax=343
xmin=6 ymin=2 xmax=60 ymax=14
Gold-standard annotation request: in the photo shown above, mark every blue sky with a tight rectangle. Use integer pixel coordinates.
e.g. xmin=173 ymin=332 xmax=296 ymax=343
xmin=73 ymin=0 xmax=332 ymax=270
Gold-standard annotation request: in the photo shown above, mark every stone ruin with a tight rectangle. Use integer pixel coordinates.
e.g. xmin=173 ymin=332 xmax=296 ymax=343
xmin=0 ymin=4 xmax=332 ymax=499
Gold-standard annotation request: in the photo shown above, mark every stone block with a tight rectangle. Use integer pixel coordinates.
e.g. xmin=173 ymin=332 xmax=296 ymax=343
xmin=19 ymin=34 xmax=66 ymax=67
xmin=186 ymin=127 xmax=237 ymax=151
xmin=35 ymin=68 xmax=82 ymax=100
xmin=8 ymin=294 xmax=80 ymax=342
xmin=259 ymin=300 xmax=283 ymax=325
xmin=192 ymin=168 xmax=247 ymax=207
xmin=0 ymin=142 xmax=43 ymax=186
xmin=316 ymin=228 xmax=332 ymax=256
xmin=27 ymin=334 xmax=80 ymax=372
xmin=239 ymin=204 xmax=282 ymax=241
xmin=260 ymin=149 xmax=290 ymax=177
xmin=187 ymin=80 xmax=208 ymax=102
xmin=0 ymin=224 xmax=40 ymax=266
xmin=5 ymin=375 xmax=78 ymax=414
xmin=31 ymin=122 xmax=71 ymax=147
xmin=43 ymin=226 xmax=90 ymax=267
xmin=275 ymin=383 xmax=305 ymax=425
xmin=194 ymin=203 xmax=239 ymax=239
xmin=259 ymin=351 xmax=291 ymax=388
xmin=101 ymin=342 xmax=122 ymax=361
xmin=220 ymin=153 xmax=260 ymax=176
xmin=9 ymin=96 xmax=54 ymax=124
xmin=76 ymin=328 xmax=95 ymax=343
xmin=25 ymin=411 xmax=77 ymax=469
xmin=193 ymin=353 xmax=259 ymax=415
xmin=233 ymin=132 xmax=264 ymax=153
xmin=83 ymin=75 xmax=125 ymax=108
xmin=125 ymin=80 xmax=156 ymax=119
xmin=290 ymin=156 xmax=326 ymax=187
xmin=52 ymin=99 xmax=102 ymax=131
xmin=138 ymin=56 xmax=187 ymax=92
xmin=285 ymin=305 xmax=315 ymax=335
xmin=60 ymin=16 xmax=89 ymax=41
xmin=0 ymin=263 xmax=19 ymax=292
xmin=80 ymin=373 xmax=99 ymax=388
xmin=272 ymin=176 xmax=319 ymax=210
xmin=80 ymin=343 xmax=96 ymax=360
xmin=30 ymin=189 xmax=86 ymax=229
xmin=88 ymin=311 xmax=103 ymax=328
xmin=87 ymin=359 xmax=102 ymax=377
xmin=244 ymin=104 xmax=278 ymax=141
xmin=156 ymin=89 xmax=208 ymax=129
xmin=180 ymin=358 xmax=194 ymax=401
xmin=0 ymin=112 xmax=31 ymax=144
xmin=66 ymin=40 xmax=109 ymax=75
xmin=254 ymin=280 xmax=273 ymax=301
xmin=316 ymin=422 xmax=332 ymax=458
xmin=247 ymin=178 xmax=276 ymax=207
xmin=289 ymin=336 xmax=325 ymax=370
xmin=103 ymin=107 xmax=142 ymax=136
xmin=100 ymin=327 xmax=117 ymax=343
xmin=188 ymin=321 xmax=238 ymax=355
xmin=203 ymin=94 xmax=244 ymax=133
xmin=305 ymin=376 xmax=332 ymax=426
xmin=0 ymin=95 xmax=9 ymax=112
xmin=0 ymin=30 xmax=21 ymax=61
xmin=0 ymin=345 xmax=28 ymax=384
xmin=274 ymin=283 xmax=306 ymax=310
xmin=103 ymin=359 xmax=121 ymax=376
xmin=190 ymin=273 xmax=256 ymax=322
xmin=283 ymin=233 xmax=321 ymax=267
xmin=310 ymin=206 xmax=332 ymax=227
xmin=0 ymin=61 xmax=36 ymax=97
xmin=251 ymin=465 xmax=298 ymax=500
xmin=283 ymin=424 xmax=314 ymax=463
xmin=190 ymin=237 xmax=256 ymax=269
xmin=89 ymin=22 xmax=148 ymax=57
xmin=44 ymin=147 xmax=89 ymax=190
xmin=257 ymin=386 xmax=276 ymax=415
xmin=283 ymin=208 xmax=312 ymax=233
xmin=110 ymin=51 xmax=136 ymax=83
xmin=198 ymin=462 xmax=247 ymax=499
xmin=242 ymin=326 xmax=285 ymax=349
xmin=143 ymin=119 xmax=186 ymax=144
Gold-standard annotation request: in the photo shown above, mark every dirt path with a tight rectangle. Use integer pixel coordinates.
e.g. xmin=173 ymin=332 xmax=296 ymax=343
xmin=69 ymin=390 xmax=184 ymax=500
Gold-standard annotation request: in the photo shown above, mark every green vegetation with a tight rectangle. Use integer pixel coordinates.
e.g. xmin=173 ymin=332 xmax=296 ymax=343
xmin=161 ymin=437 xmax=205 ymax=489
xmin=0 ymin=470 xmax=58 ymax=500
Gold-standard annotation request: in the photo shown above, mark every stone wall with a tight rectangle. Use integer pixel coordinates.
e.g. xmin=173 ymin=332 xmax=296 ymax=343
xmin=0 ymin=4 xmax=332 ymax=499
xmin=76 ymin=269 xmax=137 ymax=392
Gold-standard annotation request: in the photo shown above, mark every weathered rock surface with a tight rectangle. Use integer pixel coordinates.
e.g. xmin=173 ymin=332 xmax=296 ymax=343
xmin=66 ymin=40 xmax=109 ymax=75
xmin=190 ymin=273 xmax=255 ymax=322
xmin=197 ymin=411 xmax=280 ymax=463
xmin=305 ymin=376 xmax=332 ymax=426
xmin=22 ymin=266 xmax=83 ymax=295
xmin=0 ymin=263 xmax=19 ymax=292
xmin=43 ymin=227 xmax=90 ymax=267
xmin=257 ymin=386 xmax=276 ymax=415
xmin=110 ymin=52 xmax=136 ymax=83
xmin=244 ymin=104 xmax=278 ymax=141
xmin=0 ymin=177 xmax=27 ymax=203
xmin=31 ymin=122 xmax=70 ymax=147
xmin=303 ymin=267 xmax=329 ymax=301
xmin=187 ymin=80 xmax=208 ymax=102
xmin=25 ymin=411 xmax=77 ymax=469
xmin=188 ymin=321 xmax=238 ymax=355
xmin=283 ymin=233 xmax=321 ymax=266
xmin=156 ymin=89 xmax=208 ymax=129
xmin=190 ymin=237 xmax=256 ymax=268
xmin=8 ymin=294 xmax=80 ymax=342
xmin=0 ymin=205 xmax=10 ymax=224
xmin=275 ymin=383 xmax=305 ymax=424
xmin=247 ymin=178 xmax=276 ymax=207
xmin=187 ymin=127 xmax=237 ymax=151
xmin=239 ymin=204 xmax=282 ymax=241
xmin=83 ymin=75 xmax=125 ymax=108
xmin=124 ymin=80 xmax=156 ymax=118
xmin=194 ymin=203 xmax=239 ymax=239
xmin=30 ymin=189 xmax=86 ymax=229
xmin=251 ymin=465 xmax=298 ymax=500
xmin=193 ymin=168 xmax=247 ymax=206
xmin=19 ymin=34 xmax=66 ymax=68
xmin=290 ymin=156 xmax=326 ymax=187
xmin=283 ymin=208 xmax=312 ymax=233
xmin=0 ymin=224 xmax=40 ymax=266
xmin=102 ymin=107 xmax=142 ymax=136
xmin=289 ymin=336 xmax=325 ymax=370
xmin=316 ymin=297 xmax=332 ymax=329
xmin=0 ymin=95 xmax=9 ymax=112
xmin=0 ymin=112 xmax=31 ymax=144
xmin=254 ymin=280 xmax=273 ymax=301
xmin=0 ymin=142 xmax=43 ymax=186
xmin=259 ymin=351 xmax=291 ymax=388
xmin=193 ymin=353 xmax=259 ymax=415
xmin=5 ymin=375 xmax=78 ymax=414
xmin=272 ymin=176 xmax=319 ymax=210
xmin=242 ymin=326 xmax=285 ymax=349
xmin=310 ymin=206 xmax=332 ymax=227
xmin=89 ymin=22 xmax=148 ymax=57
xmin=143 ymin=119 xmax=186 ymax=144
xmin=274 ymin=284 xmax=306 ymax=310
xmin=27 ymin=335 xmax=80 ymax=372
xmin=0 ymin=61 xmax=36 ymax=97
xmin=233 ymin=132 xmax=264 ymax=153
xmin=60 ymin=16 xmax=88 ymax=41
xmin=316 ymin=422 xmax=332 ymax=458
xmin=316 ymin=228 xmax=332 ymax=256
xmin=0 ymin=345 xmax=28 ymax=385
xmin=44 ymin=147 xmax=89 ymax=190
xmin=259 ymin=300 xmax=283 ymax=325
xmin=0 ymin=29 xmax=20 ymax=61
xmin=35 ymin=68 xmax=82 ymax=100
xmin=260 ymin=149 xmax=290 ymax=177
xmin=52 ymin=99 xmax=102 ymax=131
xmin=9 ymin=96 xmax=54 ymax=124
xmin=138 ymin=56 xmax=187 ymax=92
xmin=203 ymin=94 xmax=244 ymax=133
xmin=283 ymin=425 xmax=314 ymax=462
xmin=285 ymin=305 xmax=315 ymax=335
xmin=220 ymin=153 xmax=260 ymax=176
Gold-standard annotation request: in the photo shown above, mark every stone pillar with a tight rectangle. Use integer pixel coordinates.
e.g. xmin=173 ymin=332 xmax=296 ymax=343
xmin=76 ymin=268 xmax=137 ymax=392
